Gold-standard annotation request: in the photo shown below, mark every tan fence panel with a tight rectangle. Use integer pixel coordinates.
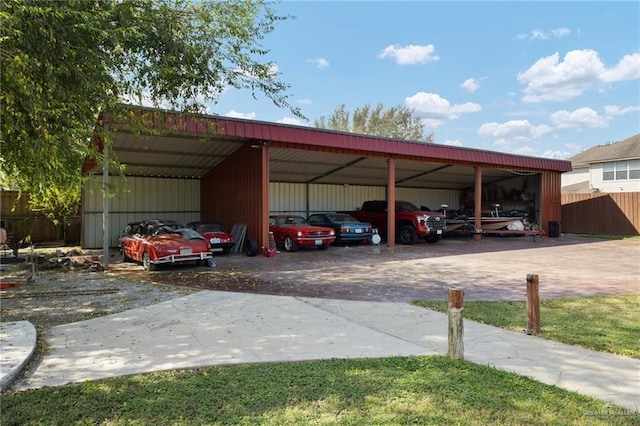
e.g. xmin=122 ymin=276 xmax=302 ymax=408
xmin=1 ymin=190 xmax=81 ymax=245
xmin=561 ymin=192 xmax=639 ymax=236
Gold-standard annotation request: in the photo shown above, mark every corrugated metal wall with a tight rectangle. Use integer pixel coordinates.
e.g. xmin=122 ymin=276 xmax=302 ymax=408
xmin=200 ymin=143 xmax=267 ymax=246
xmin=269 ymin=183 xmax=463 ymax=216
xmin=82 ymin=176 xmax=201 ymax=248
xmin=540 ymin=171 xmax=563 ymax=235
xmin=561 ymin=192 xmax=640 ymax=236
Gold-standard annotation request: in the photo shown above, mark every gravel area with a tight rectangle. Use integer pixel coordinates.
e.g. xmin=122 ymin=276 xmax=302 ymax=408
xmin=0 ymin=254 xmax=196 ymax=330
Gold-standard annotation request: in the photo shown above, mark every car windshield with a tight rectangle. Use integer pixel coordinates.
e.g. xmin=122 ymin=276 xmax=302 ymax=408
xmin=326 ymin=213 xmax=357 ymax=223
xmin=194 ymin=223 xmax=223 ymax=233
xmin=153 ymin=225 xmax=182 ymax=235
xmin=179 ymin=228 xmax=205 ymax=240
xmin=396 ymin=201 xmax=420 ymax=212
xmin=279 ymin=216 xmax=306 ymax=225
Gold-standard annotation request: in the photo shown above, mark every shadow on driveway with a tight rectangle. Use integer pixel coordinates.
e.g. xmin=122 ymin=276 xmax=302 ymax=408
xmin=107 ymin=235 xmax=640 ymax=302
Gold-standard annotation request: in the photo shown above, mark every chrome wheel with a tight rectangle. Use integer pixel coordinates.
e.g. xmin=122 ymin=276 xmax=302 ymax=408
xmin=283 ymin=236 xmax=297 ymax=252
xmin=142 ymin=252 xmax=156 ymax=271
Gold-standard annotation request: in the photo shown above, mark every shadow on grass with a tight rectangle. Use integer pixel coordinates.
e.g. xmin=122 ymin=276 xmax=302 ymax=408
xmin=2 ymin=356 xmax=636 ymax=425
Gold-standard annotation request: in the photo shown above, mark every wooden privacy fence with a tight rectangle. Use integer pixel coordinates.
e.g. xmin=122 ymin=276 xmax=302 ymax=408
xmin=0 ymin=191 xmax=81 ymax=245
xmin=561 ymin=192 xmax=639 ymax=236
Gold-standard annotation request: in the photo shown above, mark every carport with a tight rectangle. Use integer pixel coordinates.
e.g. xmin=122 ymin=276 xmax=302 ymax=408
xmin=82 ymin=105 xmax=571 ymax=264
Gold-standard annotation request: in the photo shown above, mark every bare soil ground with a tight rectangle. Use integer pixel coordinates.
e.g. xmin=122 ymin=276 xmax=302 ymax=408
xmin=0 ymin=258 xmax=195 ymax=330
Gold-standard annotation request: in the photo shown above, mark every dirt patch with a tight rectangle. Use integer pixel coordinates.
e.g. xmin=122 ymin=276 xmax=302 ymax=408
xmin=0 ymin=260 xmax=196 ymax=330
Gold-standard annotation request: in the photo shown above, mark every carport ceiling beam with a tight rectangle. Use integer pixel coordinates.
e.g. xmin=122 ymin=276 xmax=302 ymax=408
xmin=120 ymin=162 xmax=211 ymax=172
xmin=395 ymin=164 xmax=453 ymax=184
xmin=306 ymin=157 xmax=368 ymax=184
xmin=115 ymin=147 xmax=228 ymax=159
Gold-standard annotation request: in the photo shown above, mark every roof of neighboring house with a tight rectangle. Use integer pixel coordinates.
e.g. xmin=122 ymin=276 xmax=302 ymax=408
xmin=569 ymin=134 xmax=640 ymax=168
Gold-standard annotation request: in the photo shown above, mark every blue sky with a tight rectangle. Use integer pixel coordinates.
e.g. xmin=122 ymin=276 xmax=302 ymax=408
xmin=209 ymin=1 xmax=640 ymax=160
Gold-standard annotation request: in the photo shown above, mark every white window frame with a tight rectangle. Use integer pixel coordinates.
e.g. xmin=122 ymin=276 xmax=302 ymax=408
xmin=602 ymin=160 xmax=639 ymax=181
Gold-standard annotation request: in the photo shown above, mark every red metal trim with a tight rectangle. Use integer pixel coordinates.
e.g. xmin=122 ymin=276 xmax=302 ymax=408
xmin=98 ymin=106 xmax=572 ymax=173
xmin=387 ymin=158 xmax=396 ymax=247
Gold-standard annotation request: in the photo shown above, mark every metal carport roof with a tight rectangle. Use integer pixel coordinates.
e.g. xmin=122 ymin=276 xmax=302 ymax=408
xmin=83 ymin=106 xmax=572 ymax=189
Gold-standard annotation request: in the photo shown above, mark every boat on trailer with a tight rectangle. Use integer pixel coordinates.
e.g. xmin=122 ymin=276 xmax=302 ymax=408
xmin=443 ymin=203 xmax=528 ymax=233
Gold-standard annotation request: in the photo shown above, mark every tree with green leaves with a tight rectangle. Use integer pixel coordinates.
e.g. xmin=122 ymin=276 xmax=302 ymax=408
xmin=1 ymin=0 xmax=299 ymax=232
xmin=314 ymin=103 xmax=433 ymax=142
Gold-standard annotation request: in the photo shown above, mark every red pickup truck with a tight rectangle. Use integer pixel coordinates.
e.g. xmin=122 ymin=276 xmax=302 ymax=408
xmin=341 ymin=200 xmax=446 ymax=244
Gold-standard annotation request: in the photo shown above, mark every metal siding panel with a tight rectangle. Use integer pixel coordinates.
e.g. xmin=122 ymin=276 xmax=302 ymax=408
xmin=82 ymin=176 xmax=202 ymax=248
xmin=309 ymin=184 xmax=344 ymax=212
xmin=397 ymin=188 xmax=464 ymax=211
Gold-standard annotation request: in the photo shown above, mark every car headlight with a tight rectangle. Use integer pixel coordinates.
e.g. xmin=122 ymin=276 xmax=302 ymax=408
xmin=330 ymin=230 xmax=335 ymax=236
xmin=297 ymin=231 xmax=303 ymax=237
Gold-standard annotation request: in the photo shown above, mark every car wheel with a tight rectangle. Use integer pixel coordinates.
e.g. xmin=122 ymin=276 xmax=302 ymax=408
xmin=121 ymin=247 xmax=131 ymax=262
xmin=398 ymin=225 xmax=417 ymax=245
xmin=424 ymin=234 xmax=441 ymax=243
xmin=245 ymin=237 xmax=258 ymax=257
xmin=142 ymin=252 xmax=157 ymax=271
xmin=283 ymin=236 xmax=298 ymax=252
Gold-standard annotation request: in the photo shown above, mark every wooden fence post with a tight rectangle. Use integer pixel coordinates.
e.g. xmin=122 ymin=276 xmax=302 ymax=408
xmin=448 ymin=288 xmax=464 ymax=359
xmin=526 ymin=274 xmax=540 ymax=335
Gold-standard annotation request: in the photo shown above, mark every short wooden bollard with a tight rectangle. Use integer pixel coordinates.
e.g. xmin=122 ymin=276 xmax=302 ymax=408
xmin=448 ymin=288 xmax=464 ymax=359
xmin=526 ymin=274 xmax=540 ymax=335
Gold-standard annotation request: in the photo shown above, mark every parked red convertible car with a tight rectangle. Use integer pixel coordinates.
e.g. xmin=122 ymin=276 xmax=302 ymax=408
xmin=187 ymin=221 xmax=234 ymax=255
xmin=120 ymin=220 xmax=214 ymax=271
xmin=269 ymin=214 xmax=335 ymax=252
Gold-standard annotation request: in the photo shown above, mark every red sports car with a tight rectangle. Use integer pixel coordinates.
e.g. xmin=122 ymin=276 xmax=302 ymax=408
xmin=187 ymin=221 xmax=235 ymax=255
xmin=269 ymin=214 xmax=335 ymax=252
xmin=120 ymin=219 xmax=214 ymax=271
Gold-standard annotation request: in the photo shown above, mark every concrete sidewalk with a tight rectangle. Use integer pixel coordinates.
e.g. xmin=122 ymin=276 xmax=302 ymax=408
xmin=2 ymin=290 xmax=638 ymax=412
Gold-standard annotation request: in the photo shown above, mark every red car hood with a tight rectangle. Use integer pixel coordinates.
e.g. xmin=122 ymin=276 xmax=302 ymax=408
xmin=150 ymin=234 xmax=208 ymax=252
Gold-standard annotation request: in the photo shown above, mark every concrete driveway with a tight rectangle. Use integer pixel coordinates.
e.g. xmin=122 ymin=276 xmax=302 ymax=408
xmin=108 ymin=234 xmax=640 ymax=302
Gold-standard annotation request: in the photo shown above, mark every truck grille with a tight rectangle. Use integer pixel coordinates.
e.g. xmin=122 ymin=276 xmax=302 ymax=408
xmin=427 ymin=216 xmax=446 ymax=230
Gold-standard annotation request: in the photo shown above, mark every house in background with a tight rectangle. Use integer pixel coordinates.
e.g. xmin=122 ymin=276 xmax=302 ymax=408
xmin=562 ymin=134 xmax=640 ymax=194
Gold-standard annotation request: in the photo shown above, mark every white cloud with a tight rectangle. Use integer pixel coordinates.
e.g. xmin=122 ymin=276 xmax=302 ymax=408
xmin=512 ymin=145 xmax=537 ymax=156
xmin=540 ymin=149 xmax=574 ymax=160
xmin=405 ymin=92 xmax=481 ymax=127
xmin=517 ymin=27 xmax=571 ymax=41
xmin=601 ymin=53 xmax=640 ymax=82
xmin=551 ymin=27 xmax=571 ymax=38
xmin=296 ymin=98 xmax=313 ymax=105
xmin=518 ymin=50 xmax=640 ymax=103
xmin=550 ymin=107 xmax=608 ymax=129
xmin=478 ymin=119 xmax=552 ymax=140
xmin=420 ymin=118 xmax=445 ymax=128
xmin=460 ymin=78 xmax=481 ymax=93
xmin=378 ymin=44 xmax=439 ymax=65
xmin=441 ymin=139 xmax=463 ymax=147
xmin=604 ymin=104 xmax=640 ymax=116
xmin=307 ymin=58 xmax=330 ymax=69
xmin=225 ymin=110 xmax=256 ymax=119
xmin=531 ymin=29 xmax=547 ymax=40
xmin=277 ymin=117 xmax=307 ymax=126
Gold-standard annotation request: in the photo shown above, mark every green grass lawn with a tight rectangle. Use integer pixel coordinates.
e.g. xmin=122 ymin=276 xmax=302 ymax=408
xmin=2 ymin=356 xmax=637 ymax=425
xmin=2 ymin=294 xmax=638 ymax=424
xmin=412 ymin=294 xmax=640 ymax=359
